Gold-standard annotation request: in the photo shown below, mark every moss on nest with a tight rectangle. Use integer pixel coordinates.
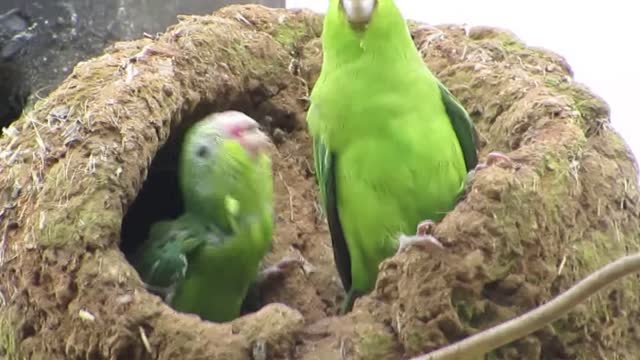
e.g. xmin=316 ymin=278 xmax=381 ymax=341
xmin=0 ymin=309 xmax=18 ymax=360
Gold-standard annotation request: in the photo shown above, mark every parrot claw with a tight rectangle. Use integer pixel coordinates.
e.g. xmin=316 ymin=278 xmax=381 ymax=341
xmin=397 ymin=234 xmax=445 ymax=255
xmin=258 ymin=256 xmax=303 ymax=284
xmin=463 ymin=152 xmax=515 ymax=192
xmin=397 ymin=220 xmax=445 ymax=255
xmin=416 ymin=219 xmax=436 ymax=236
xmin=474 ymin=151 xmax=514 ymax=171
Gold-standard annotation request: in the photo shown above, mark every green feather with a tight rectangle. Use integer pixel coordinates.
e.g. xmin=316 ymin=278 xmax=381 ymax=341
xmin=437 ymin=81 xmax=479 ymax=171
xmin=308 ymin=0 xmax=479 ymax=310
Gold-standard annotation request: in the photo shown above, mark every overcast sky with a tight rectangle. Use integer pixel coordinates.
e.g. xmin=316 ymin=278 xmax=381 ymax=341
xmin=286 ymin=1 xmax=639 ymax=166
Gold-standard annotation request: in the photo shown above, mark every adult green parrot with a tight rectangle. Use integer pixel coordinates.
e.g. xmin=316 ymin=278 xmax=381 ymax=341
xmin=308 ymin=0 xmax=512 ymax=314
xmin=133 ymin=110 xmax=298 ymax=323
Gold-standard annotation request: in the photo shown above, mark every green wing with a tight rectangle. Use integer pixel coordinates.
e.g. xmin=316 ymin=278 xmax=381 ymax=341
xmin=437 ymin=81 xmax=479 ymax=171
xmin=133 ymin=218 xmax=208 ymax=302
xmin=313 ymin=135 xmax=352 ymax=292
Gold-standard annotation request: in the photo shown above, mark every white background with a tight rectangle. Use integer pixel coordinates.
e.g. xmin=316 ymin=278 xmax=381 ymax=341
xmin=286 ymin=1 xmax=639 ymax=169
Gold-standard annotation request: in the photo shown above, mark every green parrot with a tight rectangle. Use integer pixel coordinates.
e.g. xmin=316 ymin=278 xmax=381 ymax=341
xmin=133 ymin=110 xmax=298 ymax=322
xmin=308 ymin=0 xmax=512 ymax=314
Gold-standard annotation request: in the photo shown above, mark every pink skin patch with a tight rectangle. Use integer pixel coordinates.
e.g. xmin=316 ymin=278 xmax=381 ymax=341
xmin=227 ymin=124 xmax=247 ymax=139
xmin=223 ymin=123 xmax=269 ymax=157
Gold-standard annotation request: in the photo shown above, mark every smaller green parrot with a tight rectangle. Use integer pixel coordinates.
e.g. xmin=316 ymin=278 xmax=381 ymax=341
xmin=133 ymin=110 xmax=299 ymax=323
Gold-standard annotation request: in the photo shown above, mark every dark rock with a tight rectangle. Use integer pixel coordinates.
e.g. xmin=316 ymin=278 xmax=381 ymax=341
xmin=0 ymin=0 xmax=285 ymax=127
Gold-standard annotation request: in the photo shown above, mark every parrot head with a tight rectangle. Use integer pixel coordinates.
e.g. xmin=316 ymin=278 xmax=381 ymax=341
xmin=185 ymin=110 xmax=272 ymax=162
xmin=340 ymin=0 xmax=377 ymax=26
xmin=179 ymin=110 xmax=272 ymax=217
xmin=320 ymin=0 xmax=417 ymax=64
xmin=326 ymin=0 xmax=406 ymax=29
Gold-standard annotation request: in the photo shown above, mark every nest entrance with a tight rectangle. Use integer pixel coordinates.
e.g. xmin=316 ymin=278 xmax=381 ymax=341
xmin=118 ymin=119 xmax=186 ymax=259
xmin=118 ymin=100 xmax=298 ymax=318
xmin=121 ymin=101 xmax=265 ymax=256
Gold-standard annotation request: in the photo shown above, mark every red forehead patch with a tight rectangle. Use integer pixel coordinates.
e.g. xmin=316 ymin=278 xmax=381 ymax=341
xmin=226 ymin=124 xmax=244 ymax=138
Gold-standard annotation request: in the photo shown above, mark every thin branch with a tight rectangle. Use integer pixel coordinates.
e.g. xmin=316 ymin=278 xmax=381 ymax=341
xmin=278 ymin=171 xmax=294 ymax=222
xmin=414 ymin=252 xmax=640 ymax=360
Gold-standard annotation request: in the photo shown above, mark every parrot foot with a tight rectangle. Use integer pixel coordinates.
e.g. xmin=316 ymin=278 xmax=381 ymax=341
xmin=257 ymin=256 xmax=303 ymax=285
xmin=474 ymin=151 xmax=514 ymax=171
xmin=416 ymin=219 xmax=436 ymax=236
xmin=241 ymin=257 xmax=304 ymax=314
xmin=396 ymin=220 xmax=445 ymax=255
xmin=463 ymin=152 xmax=515 ymax=192
xmin=397 ymin=234 xmax=445 ymax=254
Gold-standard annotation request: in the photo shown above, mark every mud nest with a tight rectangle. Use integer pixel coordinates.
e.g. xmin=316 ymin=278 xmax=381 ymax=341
xmin=1 ymin=5 xmax=639 ymax=360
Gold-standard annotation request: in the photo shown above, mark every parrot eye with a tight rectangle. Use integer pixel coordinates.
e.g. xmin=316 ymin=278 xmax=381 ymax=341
xmin=196 ymin=145 xmax=210 ymax=158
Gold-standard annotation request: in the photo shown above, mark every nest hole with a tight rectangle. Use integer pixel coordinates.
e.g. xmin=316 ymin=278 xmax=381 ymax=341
xmin=119 ymin=97 xmax=299 ymax=316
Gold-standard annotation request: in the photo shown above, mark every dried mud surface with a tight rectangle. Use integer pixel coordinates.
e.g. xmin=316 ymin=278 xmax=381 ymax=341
xmin=0 ymin=5 xmax=639 ymax=360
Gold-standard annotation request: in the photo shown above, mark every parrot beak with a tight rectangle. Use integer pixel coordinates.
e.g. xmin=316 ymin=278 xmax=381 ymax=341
xmin=342 ymin=0 xmax=376 ymax=26
xmin=240 ymin=128 xmax=274 ymax=159
xmin=211 ymin=110 xmax=274 ymax=158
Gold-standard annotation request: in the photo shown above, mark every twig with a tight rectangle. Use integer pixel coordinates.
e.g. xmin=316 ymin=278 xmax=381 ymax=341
xmin=0 ymin=227 xmax=5 ymax=266
xmin=278 ymin=172 xmax=294 ymax=222
xmin=30 ymin=120 xmax=47 ymax=151
xmin=557 ymin=254 xmax=567 ymax=275
xmin=413 ymin=252 xmax=640 ymax=360
xmin=139 ymin=326 xmax=152 ymax=354
xmin=0 ymin=221 xmax=18 ymax=267
xmin=78 ymin=309 xmax=95 ymax=322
